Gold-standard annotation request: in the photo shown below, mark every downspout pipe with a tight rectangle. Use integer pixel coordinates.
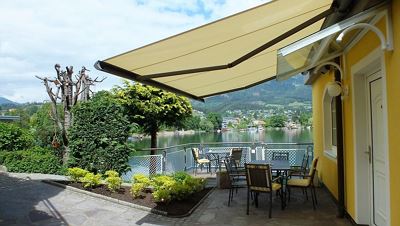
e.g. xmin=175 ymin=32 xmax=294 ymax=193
xmin=314 ymin=60 xmax=346 ymax=218
xmin=335 ymin=65 xmax=345 ymax=218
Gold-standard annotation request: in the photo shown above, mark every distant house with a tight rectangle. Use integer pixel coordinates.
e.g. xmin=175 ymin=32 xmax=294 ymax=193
xmin=221 ymin=117 xmax=239 ymax=129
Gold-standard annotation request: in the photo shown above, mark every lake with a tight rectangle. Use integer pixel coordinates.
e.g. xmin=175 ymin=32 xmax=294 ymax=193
xmin=130 ymin=128 xmax=313 ymax=151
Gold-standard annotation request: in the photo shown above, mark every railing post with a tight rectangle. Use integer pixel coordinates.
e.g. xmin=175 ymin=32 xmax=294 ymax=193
xmin=184 ymin=147 xmax=187 ymax=172
xmin=162 ymin=150 xmax=166 ymax=174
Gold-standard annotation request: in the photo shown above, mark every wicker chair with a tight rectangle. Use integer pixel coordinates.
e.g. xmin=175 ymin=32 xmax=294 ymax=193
xmin=191 ymin=148 xmax=211 ymax=175
xmin=245 ymin=163 xmax=284 ymax=218
xmin=287 ymin=157 xmax=319 ymax=209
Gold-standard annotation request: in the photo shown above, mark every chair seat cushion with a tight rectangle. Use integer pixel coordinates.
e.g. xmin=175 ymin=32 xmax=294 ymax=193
xmin=287 ymin=178 xmax=310 ymax=187
xmin=198 ymin=158 xmax=210 ymax=163
xmin=250 ymin=183 xmax=281 ymax=192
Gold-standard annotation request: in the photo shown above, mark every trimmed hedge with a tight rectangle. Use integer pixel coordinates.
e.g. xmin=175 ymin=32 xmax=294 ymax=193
xmin=0 ymin=122 xmax=34 ymax=151
xmin=68 ymin=91 xmax=131 ymax=174
xmin=0 ymin=147 xmax=64 ymax=174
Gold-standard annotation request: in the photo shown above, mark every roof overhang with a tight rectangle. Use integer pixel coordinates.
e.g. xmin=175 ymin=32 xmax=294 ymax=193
xmin=275 ymin=1 xmax=390 ymax=83
xmin=96 ymin=0 xmax=335 ymax=101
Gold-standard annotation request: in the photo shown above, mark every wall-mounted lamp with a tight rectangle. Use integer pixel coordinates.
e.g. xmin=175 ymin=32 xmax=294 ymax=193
xmin=314 ymin=62 xmax=348 ymax=98
xmin=327 ymin=81 xmax=342 ymax=97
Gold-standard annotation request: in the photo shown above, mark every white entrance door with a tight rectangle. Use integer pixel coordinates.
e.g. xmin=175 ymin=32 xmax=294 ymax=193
xmin=367 ymin=71 xmax=388 ymax=226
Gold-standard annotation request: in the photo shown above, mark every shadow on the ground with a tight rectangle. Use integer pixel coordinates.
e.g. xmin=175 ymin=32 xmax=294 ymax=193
xmin=134 ymin=186 xmax=352 ymax=226
xmin=0 ymin=173 xmax=66 ymax=225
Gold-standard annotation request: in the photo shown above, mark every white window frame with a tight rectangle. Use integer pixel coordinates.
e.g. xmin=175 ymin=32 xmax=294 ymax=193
xmin=323 ymin=87 xmax=337 ymax=160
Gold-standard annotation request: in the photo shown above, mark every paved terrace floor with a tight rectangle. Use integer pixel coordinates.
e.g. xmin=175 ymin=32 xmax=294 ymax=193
xmin=0 ymin=172 xmax=352 ymax=226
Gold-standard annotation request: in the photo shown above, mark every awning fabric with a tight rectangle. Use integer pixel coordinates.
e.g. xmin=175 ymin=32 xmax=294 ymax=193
xmin=96 ymin=0 xmax=334 ymax=101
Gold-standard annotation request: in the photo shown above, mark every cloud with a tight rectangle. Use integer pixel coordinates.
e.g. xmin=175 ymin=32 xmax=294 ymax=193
xmin=0 ymin=0 xmax=267 ymax=103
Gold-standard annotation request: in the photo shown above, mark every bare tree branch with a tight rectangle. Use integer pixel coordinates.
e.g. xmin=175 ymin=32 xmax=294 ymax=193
xmin=37 ymin=63 xmax=105 ymax=163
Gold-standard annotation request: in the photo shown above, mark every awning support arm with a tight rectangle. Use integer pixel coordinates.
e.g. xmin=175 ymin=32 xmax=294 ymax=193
xmin=142 ymin=8 xmax=334 ymax=79
xmin=94 ymin=61 xmax=205 ymax=102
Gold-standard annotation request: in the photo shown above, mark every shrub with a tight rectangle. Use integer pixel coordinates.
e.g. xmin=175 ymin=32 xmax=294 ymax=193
xmin=153 ymin=188 xmax=172 ymax=203
xmin=67 ymin=167 xmax=89 ymax=182
xmin=80 ymin=172 xmax=102 ymax=188
xmin=105 ymin=170 xmax=122 ymax=192
xmin=171 ymin=183 xmax=192 ymax=201
xmin=172 ymin=171 xmax=191 ymax=183
xmin=129 ymin=173 xmax=206 ymax=203
xmin=68 ymin=91 xmax=132 ymax=174
xmin=130 ymin=183 xmax=146 ymax=198
xmin=183 ymin=176 xmax=205 ymax=192
xmin=132 ymin=174 xmax=151 ymax=186
xmin=151 ymin=175 xmax=176 ymax=189
xmin=1 ymin=147 xmax=64 ymax=174
xmin=0 ymin=122 xmax=34 ymax=151
xmin=105 ymin=170 xmax=119 ymax=178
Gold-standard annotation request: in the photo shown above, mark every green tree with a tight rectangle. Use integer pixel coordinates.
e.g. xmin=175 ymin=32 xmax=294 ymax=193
xmin=299 ymin=112 xmax=312 ymax=126
xmin=8 ymin=108 xmax=30 ymax=128
xmin=182 ymin=115 xmax=201 ymax=130
xmin=68 ymin=91 xmax=131 ymax=174
xmin=0 ymin=122 xmax=34 ymax=151
xmin=267 ymin=115 xmax=288 ymax=128
xmin=30 ymin=103 xmax=63 ymax=151
xmin=114 ymin=81 xmax=192 ymax=154
xmin=206 ymin=112 xmax=222 ymax=131
xmin=236 ymin=120 xmax=248 ymax=130
xmin=199 ymin=119 xmax=214 ymax=132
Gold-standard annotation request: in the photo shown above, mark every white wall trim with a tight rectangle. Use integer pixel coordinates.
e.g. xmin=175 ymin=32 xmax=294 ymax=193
xmin=350 ymin=47 xmax=391 ymax=226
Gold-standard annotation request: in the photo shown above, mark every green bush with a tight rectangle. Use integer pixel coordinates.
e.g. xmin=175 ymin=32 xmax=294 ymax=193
xmin=67 ymin=167 xmax=89 ymax=182
xmin=105 ymin=170 xmax=122 ymax=192
xmin=130 ymin=183 xmax=146 ymax=198
xmin=0 ymin=147 xmax=64 ymax=174
xmin=80 ymin=172 xmax=102 ymax=188
xmin=151 ymin=175 xmax=176 ymax=189
xmin=153 ymin=188 xmax=172 ymax=203
xmin=171 ymin=183 xmax=192 ymax=201
xmin=130 ymin=172 xmax=206 ymax=203
xmin=0 ymin=122 xmax=34 ymax=151
xmin=172 ymin=171 xmax=191 ymax=183
xmin=132 ymin=174 xmax=151 ymax=185
xmin=183 ymin=176 xmax=205 ymax=192
xmin=68 ymin=91 xmax=132 ymax=174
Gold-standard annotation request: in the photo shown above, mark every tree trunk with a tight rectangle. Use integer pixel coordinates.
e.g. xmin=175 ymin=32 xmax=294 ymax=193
xmin=149 ymin=130 xmax=158 ymax=175
xmin=150 ymin=130 xmax=157 ymax=155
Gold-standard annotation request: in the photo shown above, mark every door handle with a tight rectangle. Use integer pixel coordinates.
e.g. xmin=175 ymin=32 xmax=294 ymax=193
xmin=364 ymin=146 xmax=371 ymax=164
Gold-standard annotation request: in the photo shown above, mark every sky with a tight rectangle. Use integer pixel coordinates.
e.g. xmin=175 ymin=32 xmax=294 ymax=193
xmin=0 ymin=0 xmax=268 ymax=103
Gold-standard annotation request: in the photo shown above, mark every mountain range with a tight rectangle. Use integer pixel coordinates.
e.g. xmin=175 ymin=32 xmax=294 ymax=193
xmin=191 ymin=74 xmax=311 ymax=113
xmin=0 ymin=97 xmax=19 ymax=107
xmin=0 ymin=74 xmax=310 ymax=112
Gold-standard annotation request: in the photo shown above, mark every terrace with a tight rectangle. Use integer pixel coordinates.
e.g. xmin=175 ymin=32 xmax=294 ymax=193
xmin=1 ymin=165 xmax=352 ymax=226
xmin=123 ymin=142 xmax=314 ymax=180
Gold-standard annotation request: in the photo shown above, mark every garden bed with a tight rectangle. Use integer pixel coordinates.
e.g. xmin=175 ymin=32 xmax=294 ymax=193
xmin=49 ymin=180 xmax=213 ymax=217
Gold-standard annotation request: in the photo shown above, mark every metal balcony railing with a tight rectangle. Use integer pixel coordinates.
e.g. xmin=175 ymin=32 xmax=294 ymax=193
xmin=122 ymin=142 xmax=314 ymax=181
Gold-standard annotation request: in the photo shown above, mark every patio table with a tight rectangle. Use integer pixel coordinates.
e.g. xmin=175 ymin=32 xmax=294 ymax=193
xmin=247 ymin=160 xmax=291 ymax=206
xmin=248 ymin=160 xmax=291 ymax=172
xmin=205 ymin=150 xmax=230 ymax=172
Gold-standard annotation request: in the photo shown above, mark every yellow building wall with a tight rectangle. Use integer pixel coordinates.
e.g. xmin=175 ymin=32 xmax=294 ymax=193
xmin=311 ymin=71 xmax=338 ymax=199
xmin=385 ymin=1 xmax=400 ymax=225
xmin=343 ymin=5 xmax=400 ymax=224
xmin=312 ymin=1 xmax=400 ymax=224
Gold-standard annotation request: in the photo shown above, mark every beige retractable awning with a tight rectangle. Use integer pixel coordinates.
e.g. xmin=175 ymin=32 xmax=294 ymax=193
xmin=95 ymin=0 xmax=334 ymax=101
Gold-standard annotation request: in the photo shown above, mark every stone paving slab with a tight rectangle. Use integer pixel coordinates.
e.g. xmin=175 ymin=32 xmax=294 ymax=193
xmin=0 ymin=172 xmax=352 ymax=226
